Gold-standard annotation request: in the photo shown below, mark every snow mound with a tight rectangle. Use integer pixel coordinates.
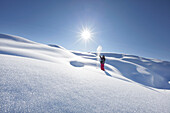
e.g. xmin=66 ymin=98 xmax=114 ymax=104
xmin=0 ymin=34 xmax=75 ymax=62
xmin=0 ymin=34 xmax=35 ymax=44
xmin=0 ymin=34 xmax=170 ymax=113
xmin=48 ymin=44 xmax=65 ymax=49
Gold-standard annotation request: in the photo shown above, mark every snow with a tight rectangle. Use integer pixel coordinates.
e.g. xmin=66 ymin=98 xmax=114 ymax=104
xmin=0 ymin=34 xmax=170 ymax=113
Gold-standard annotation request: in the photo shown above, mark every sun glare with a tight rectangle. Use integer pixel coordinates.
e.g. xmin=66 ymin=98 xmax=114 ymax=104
xmin=81 ymin=29 xmax=92 ymax=40
xmin=75 ymin=26 xmax=95 ymax=46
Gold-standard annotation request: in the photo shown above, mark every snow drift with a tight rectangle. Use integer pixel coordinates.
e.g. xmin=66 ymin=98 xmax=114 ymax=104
xmin=0 ymin=34 xmax=170 ymax=113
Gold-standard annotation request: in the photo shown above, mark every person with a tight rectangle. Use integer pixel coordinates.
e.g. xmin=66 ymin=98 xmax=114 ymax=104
xmin=100 ymin=55 xmax=105 ymax=71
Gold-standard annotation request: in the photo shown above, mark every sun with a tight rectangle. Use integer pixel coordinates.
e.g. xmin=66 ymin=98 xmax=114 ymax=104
xmin=81 ymin=28 xmax=92 ymax=40
xmin=74 ymin=25 xmax=95 ymax=45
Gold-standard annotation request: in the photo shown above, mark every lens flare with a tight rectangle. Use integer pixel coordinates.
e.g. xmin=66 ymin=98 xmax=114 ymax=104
xmin=74 ymin=25 xmax=96 ymax=49
xmin=81 ymin=29 xmax=91 ymax=40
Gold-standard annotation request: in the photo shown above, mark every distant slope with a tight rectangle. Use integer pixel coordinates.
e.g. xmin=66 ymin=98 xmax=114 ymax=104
xmin=72 ymin=51 xmax=170 ymax=89
xmin=0 ymin=34 xmax=170 ymax=113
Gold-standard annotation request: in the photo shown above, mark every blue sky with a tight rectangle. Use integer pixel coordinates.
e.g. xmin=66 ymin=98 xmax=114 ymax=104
xmin=0 ymin=0 xmax=170 ymax=61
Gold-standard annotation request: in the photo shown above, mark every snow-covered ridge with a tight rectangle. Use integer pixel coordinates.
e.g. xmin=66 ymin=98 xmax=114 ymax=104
xmin=0 ymin=34 xmax=75 ymax=62
xmin=0 ymin=34 xmax=170 ymax=113
xmin=48 ymin=44 xmax=65 ymax=49
xmin=0 ymin=34 xmax=35 ymax=44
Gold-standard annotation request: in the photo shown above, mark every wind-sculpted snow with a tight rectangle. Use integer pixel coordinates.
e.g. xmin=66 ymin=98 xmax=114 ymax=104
xmin=48 ymin=44 xmax=65 ymax=49
xmin=0 ymin=34 xmax=170 ymax=113
xmin=70 ymin=61 xmax=84 ymax=67
xmin=74 ymin=52 xmax=170 ymax=89
xmin=0 ymin=34 xmax=75 ymax=62
xmin=0 ymin=34 xmax=35 ymax=44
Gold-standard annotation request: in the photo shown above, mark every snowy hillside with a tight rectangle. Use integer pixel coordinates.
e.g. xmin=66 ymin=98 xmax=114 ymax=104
xmin=0 ymin=34 xmax=170 ymax=113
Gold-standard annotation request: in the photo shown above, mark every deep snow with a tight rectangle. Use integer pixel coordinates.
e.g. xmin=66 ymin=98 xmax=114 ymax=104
xmin=0 ymin=34 xmax=170 ymax=113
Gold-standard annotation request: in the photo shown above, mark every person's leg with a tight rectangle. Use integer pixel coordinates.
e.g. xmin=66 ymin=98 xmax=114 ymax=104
xmin=101 ymin=63 xmax=104 ymax=71
xmin=103 ymin=64 xmax=105 ymax=71
xmin=100 ymin=63 xmax=103 ymax=70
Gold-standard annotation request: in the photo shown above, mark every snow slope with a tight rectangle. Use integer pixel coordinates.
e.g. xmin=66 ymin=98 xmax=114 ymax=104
xmin=0 ymin=34 xmax=170 ymax=113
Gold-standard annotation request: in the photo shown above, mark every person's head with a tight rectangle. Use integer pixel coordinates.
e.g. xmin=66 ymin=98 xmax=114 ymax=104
xmin=103 ymin=55 xmax=105 ymax=58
